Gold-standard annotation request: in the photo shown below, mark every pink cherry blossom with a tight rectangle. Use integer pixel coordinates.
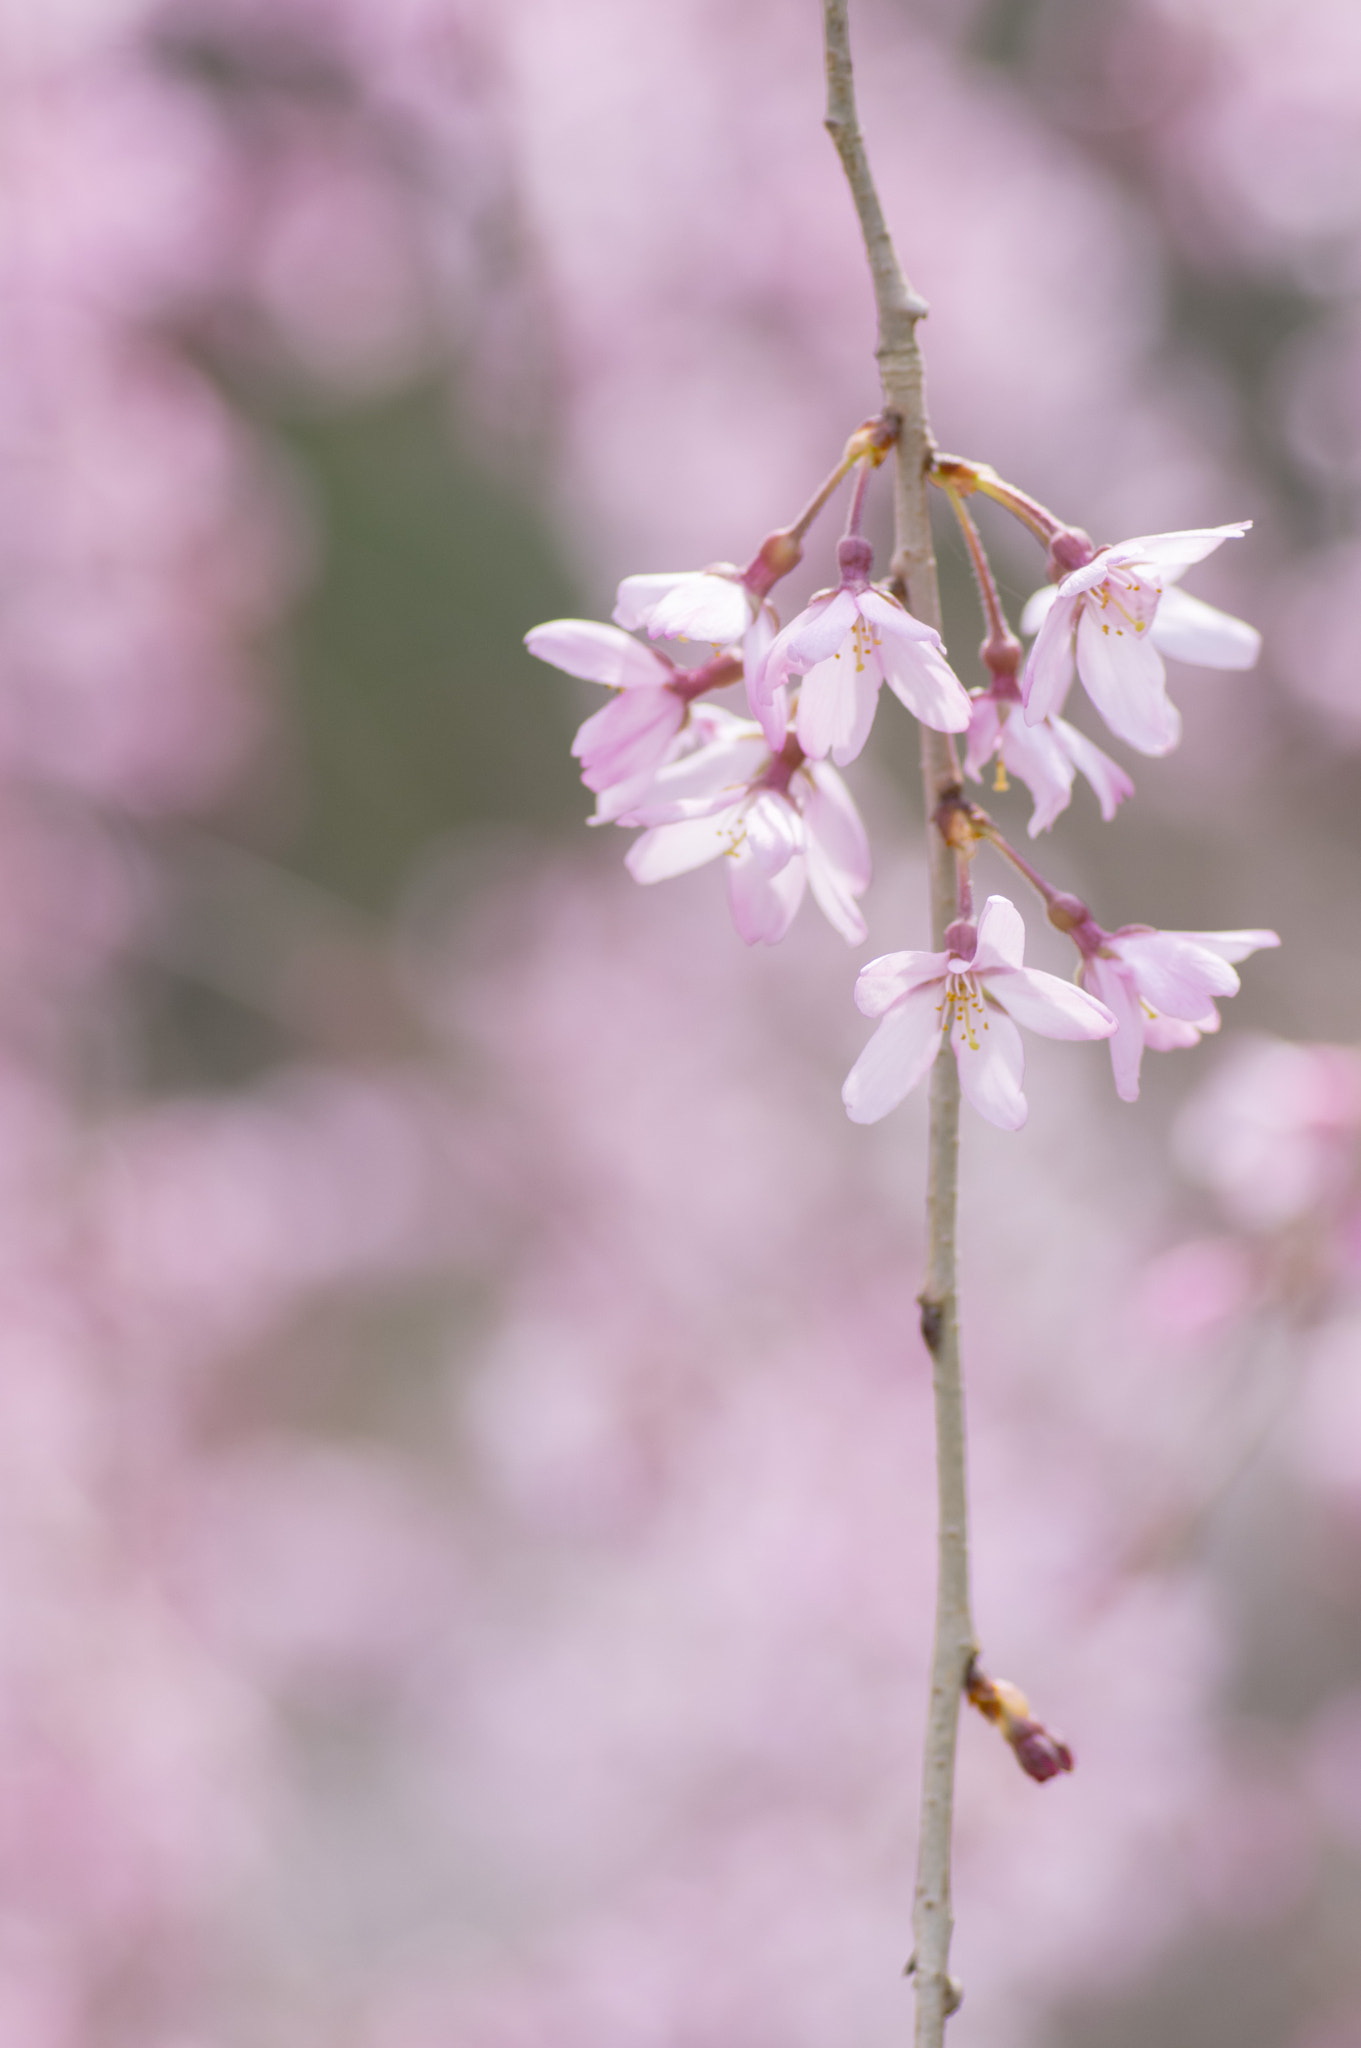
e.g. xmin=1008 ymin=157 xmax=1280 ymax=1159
xmin=1021 ymin=524 xmax=1259 ymax=756
xmin=525 ymin=619 xmax=743 ymax=820
xmin=964 ymin=681 xmax=1134 ymax=836
xmin=612 ymin=571 xmax=786 ymax=734
xmin=843 ymin=894 xmax=1116 ymax=1131
xmin=1075 ymin=924 xmax=1281 ymax=1103
xmin=619 ymin=710 xmax=870 ymax=945
xmin=749 ymin=537 xmax=971 ymax=765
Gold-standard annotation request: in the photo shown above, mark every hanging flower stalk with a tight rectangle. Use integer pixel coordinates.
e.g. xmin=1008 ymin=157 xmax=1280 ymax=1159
xmin=524 ymin=4 xmax=1278 ymax=2040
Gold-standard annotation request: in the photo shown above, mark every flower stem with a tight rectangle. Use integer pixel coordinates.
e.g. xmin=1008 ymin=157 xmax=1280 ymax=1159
xmin=823 ymin=8 xmax=976 ymax=2042
xmin=940 ymin=484 xmax=1022 ymax=684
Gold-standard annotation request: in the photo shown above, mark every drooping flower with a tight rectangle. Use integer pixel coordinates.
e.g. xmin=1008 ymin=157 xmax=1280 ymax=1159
xmin=618 ymin=709 xmax=870 ymax=946
xmin=613 ymin=568 xmax=786 ymax=734
xmin=842 ymin=895 xmax=1116 ymax=1131
xmin=749 ymin=536 xmax=971 ymax=765
xmin=1020 ymin=523 xmax=1259 ymax=756
xmin=525 ymin=619 xmax=741 ymax=821
xmin=964 ymin=678 xmax=1133 ymax=836
xmin=1071 ymin=919 xmax=1281 ymax=1103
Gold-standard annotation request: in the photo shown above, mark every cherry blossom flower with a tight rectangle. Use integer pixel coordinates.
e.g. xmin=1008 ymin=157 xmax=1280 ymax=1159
xmin=1072 ymin=921 xmax=1281 ymax=1103
xmin=618 ymin=709 xmax=870 ymax=945
xmin=964 ymin=680 xmax=1134 ymax=836
xmin=525 ymin=619 xmax=741 ymax=822
xmin=1020 ymin=524 xmax=1260 ymax=756
xmin=748 ymin=537 xmax=971 ymax=765
xmin=613 ymin=569 xmax=785 ymax=733
xmin=842 ymin=895 xmax=1116 ymax=1131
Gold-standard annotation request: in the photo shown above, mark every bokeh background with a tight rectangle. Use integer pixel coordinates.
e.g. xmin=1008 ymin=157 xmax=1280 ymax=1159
xmin=5 ymin=0 xmax=1361 ymax=2042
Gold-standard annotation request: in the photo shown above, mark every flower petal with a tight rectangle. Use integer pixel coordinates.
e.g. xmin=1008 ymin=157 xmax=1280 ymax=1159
xmin=742 ymin=791 xmax=804 ymax=874
xmin=526 ymin=619 xmax=672 ymax=688
xmin=727 ymin=842 xmax=806 ymax=945
xmin=842 ymin=987 xmax=945 ymax=1123
xmin=1074 ymin=600 xmax=1181 ymax=754
xmin=1152 ymin=586 xmax=1261 ymax=670
xmin=624 ymin=814 xmax=735 ymax=883
xmin=1020 ymin=584 xmax=1060 ymax=637
xmin=963 ymin=696 xmax=1002 ymax=783
xmin=1112 ymin=931 xmax=1240 ymax=1017
xmin=871 ymin=626 xmax=972 ymax=733
xmin=769 ymin=589 xmax=860 ymax=675
xmin=1103 ymin=522 xmax=1250 ymax=579
xmin=985 ymin=966 xmax=1116 ymax=1039
xmin=999 ymin=711 xmax=1076 ymax=836
xmin=854 ymin=952 xmax=949 ymax=1018
xmin=795 ymin=651 xmax=880 ymax=765
xmin=1021 ymin=591 xmax=1079 ymax=723
xmin=574 ymin=688 xmax=685 ymax=788
xmin=971 ymin=894 xmax=1027 ymax=973
xmin=952 ymin=1002 xmax=1028 ymax=1130
xmin=614 ymin=571 xmax=751 ymax=644
xmin=1085 ymin=956 xmax=1146 ymax=1102
xmin=1177 ymin=928 xmax=1280 ymax=965
xmin=803 ymin=762 xmax=871 ymax=892
xmin=1052 ymin=717 xmax=1135 ymax=822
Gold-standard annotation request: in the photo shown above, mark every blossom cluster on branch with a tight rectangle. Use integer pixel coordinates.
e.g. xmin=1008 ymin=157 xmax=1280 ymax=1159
xmin=527 ymin=429 xmax=1279 ymax=1132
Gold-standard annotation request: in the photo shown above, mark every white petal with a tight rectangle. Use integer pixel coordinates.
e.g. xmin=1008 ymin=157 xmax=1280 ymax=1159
xmin=971 ymin=894 xmax=1027 ymax=973
xmin=779 ymin=589 xmax=860 ymax=671
xmin=985 ymin=967 xmax=1116 ymax=1040
xmin=842 ymin=988 xmax=945 ymax=1124
xmin=952 ymin=1002 xmax=1027 ymax=1130
xmin=612 ymin=573 xmax=697 ymax=631
xmin=1152 ymin=586 xmax=1261 ymax=670
xmin=648 ymin=574 xmax=754 ymax=644
xmin=526 ymin=619 xmax=672 ymax=688
xmin=727 ymin=842 xmax=806 ymax=945
xmin=624 ymin=814 xmax=735 ymax=883
xmin=1075 ymin=601 xmax=1180 ymax=755
xmin=857 ymin=587 xmax=943 ymax=644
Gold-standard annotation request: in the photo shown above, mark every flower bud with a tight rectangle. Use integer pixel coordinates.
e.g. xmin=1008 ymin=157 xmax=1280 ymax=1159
xmin=965 ymin=1659 xmax=1075 ymax=1784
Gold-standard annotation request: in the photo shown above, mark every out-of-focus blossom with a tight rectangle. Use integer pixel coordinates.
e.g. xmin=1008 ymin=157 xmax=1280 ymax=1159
xmin=1174 ymin=1036 xmax=1361 ymax=1233
xmin=843 ymin=894 xmax=1115 ymax=1131
xmin=751 ymin=537 xmax=970 ymax=764
xmin=1021 ymin=524 xmax=1258 ymax=756
xmin=621 ymin=710 xmax=869 ymax=944
xmin=964 ymin=682 xmax=1134 ymax=836
xmin=1077 ymin=925 xmax=1280 ymax=1104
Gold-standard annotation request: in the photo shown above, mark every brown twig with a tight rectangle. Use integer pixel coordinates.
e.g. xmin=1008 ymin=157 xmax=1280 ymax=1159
xmin=823 ymin=7 xmax=976 ymax=2044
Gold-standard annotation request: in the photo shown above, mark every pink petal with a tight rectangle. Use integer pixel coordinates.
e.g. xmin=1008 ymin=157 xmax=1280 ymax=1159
xmin=854 ymin=952 xmax=949 ymax=1019
xmin=1020 ymin=585 xmax=1059 ymax=637
xmin=776 ymin=588 xmax=860 ymax=672
xmin=1074 ymin=601 xmax=1180 ymax=755
xmin=1144 ymin=1012 xmax=1213 ymax=1051
xmin=742 ymin=791 xmax=804 ymax=874
xmin=1152 ymin=587 xmax=1261 ymax=670
xmin=1053 ymin=718 xmax=1134 ymax=822
xmin=952 ymin=1002 xmax=1027 ymax=1130
xmin=985 ymin=966 xmax=1117 ymax=1039
xmin=842 ymin=987 xmax=945 ymax=1124
xmin=857 ymin=587 xmax=943 ymax=644
xmin=526 ymin=619 xmax=672 ymax=687
xmin=795 ymin=651 xmax=880 ymax=765
xmin=573 ymin=688 xmax=685 ymax=788
xmin=742 ymin=607 xmax=787 ymax=747
xmin=803 ymin=763 xmax=871 ymax=891
xmin=625 ymin=814 xmax=734 ymax=883
xmin=727 ymin=842 xmax=806 ymax=945
xmin=874 ymin=632 xmax=973 ymax=734
xmin=963 ymin=697 xmax=1001 ymax=783
xmin=647 ymin=574 xmax=754 ymax=644
xmin=1086 ymin=957 xmax=1146 ymax=1102
xmin=1178 ymin=928 xmax=1281 ymax=965
xmin=1113 ymin=932 xmax=1239 ymax=1018
xmin=1105 ymin=522 xmax=1251 ymax=578
xmin=971 ymin=894 xmax=1027 ymax=973
xmin=999 ymin=712 xmax=1076 ymax=836
xmin=1021 ymin=591 xmax=1079 ymax=723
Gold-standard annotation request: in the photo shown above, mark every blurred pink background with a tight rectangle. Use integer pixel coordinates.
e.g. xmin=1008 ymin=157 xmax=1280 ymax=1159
xmin=2 ymin=1 xmax=1360 ymax=2042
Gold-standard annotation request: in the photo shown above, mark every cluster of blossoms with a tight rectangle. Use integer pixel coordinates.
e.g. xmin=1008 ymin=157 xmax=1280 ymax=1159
xmin=527 ymin=426 xmax=1278 ymax=1131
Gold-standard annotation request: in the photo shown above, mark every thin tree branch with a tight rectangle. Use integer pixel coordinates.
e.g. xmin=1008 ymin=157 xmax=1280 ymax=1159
xmin=822 ymin=7 xmax=977 ymax=2045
